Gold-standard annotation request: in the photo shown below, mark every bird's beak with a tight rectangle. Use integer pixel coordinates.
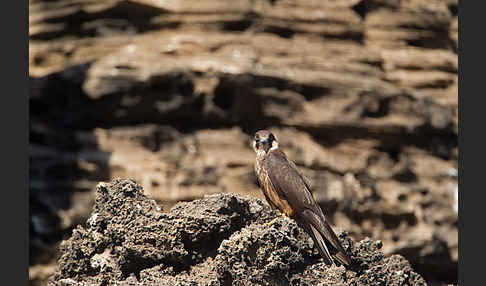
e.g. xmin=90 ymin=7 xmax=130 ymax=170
xmin=259 ymin=138 xmax=268 ymax=144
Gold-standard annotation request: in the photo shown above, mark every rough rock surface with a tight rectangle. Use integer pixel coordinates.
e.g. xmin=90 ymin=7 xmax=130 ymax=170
xmin=30 ymin=0 xmax=457 ymax=285
xmin=48 ymin=179 xmax=426 ymax=286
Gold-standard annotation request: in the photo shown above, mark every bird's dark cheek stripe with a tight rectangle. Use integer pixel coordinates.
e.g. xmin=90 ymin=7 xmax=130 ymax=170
xmin=264 ymin=144 xmax=271 ymax=153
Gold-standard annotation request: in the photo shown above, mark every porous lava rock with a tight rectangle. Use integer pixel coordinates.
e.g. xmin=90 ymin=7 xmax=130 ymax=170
xmin=49 ymin=179 xmax=426 ymax=285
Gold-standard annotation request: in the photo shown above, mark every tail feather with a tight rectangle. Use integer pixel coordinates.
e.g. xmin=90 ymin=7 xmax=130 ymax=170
xmin=300 ymin=209 xmax=352 ymax=266
xmin=334 ymin=250 xmax=352 ymax=266
xmin=309 ymin=224 xmax=333 ymax=265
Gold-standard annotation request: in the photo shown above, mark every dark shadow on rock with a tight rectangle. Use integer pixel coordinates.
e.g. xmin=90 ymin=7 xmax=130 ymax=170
xmin=30 ymin=0 xmax=170 ymax=40
xmin=29 ymin=74 xmax=112 ymax=273
xmin=29 ymin=120 xmax=112 ymax=267
xmin=395 ymin=239 xmax=458 ymax=285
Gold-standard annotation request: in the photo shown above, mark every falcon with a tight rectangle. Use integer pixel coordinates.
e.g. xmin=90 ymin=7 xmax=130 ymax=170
xmin=252 ymin=130 xmax=351 ymax=266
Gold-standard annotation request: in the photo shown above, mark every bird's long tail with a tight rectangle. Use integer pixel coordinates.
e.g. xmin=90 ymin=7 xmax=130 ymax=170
xmin=300 ymin=209 xmax=352 ymax=266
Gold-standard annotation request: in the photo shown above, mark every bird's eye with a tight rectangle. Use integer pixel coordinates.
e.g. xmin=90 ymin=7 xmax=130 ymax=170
xmin=254 ymin=135 xmax=260 ymax=141
xmin=268 ymin=133 xmax=275 ymax=141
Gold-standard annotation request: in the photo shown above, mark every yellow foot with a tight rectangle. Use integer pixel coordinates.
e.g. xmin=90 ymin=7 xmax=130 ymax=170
xmin=263 ymin=217 xmax=279 ymax=227
xmin=263 ymin=212 xmax=288 ymax=227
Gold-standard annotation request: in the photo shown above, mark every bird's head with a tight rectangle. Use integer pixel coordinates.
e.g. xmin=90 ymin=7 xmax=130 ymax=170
xmin=253 ymin=130 xmax=278 ymax=154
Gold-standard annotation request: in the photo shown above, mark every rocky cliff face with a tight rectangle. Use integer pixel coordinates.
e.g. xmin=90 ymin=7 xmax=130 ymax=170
xmin=30 ymin=0 xmax=457 ymax=285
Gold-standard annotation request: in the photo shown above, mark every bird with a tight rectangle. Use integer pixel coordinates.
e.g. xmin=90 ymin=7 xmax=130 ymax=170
xmin=252 ymin=129 xmax=352 ymax=266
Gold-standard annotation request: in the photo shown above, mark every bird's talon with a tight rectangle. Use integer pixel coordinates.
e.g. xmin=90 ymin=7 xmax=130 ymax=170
xmin=263 ymin=217 xmax=279 ymax=227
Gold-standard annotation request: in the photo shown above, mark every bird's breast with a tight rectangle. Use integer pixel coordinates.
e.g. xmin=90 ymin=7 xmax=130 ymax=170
xmin=255 ymin=156 xmax=295 ymax=218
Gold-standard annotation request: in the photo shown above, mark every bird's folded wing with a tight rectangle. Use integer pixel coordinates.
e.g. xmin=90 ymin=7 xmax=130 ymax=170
xmin=287 ymin=159 xmax=313 ymax=191
xmin=264 ymin=149 xmax=315 ymax=211
xmin=300 ymin=209 xmax=351 ymax=265
xmin=265 ymin=150 xmax=351 ymax=266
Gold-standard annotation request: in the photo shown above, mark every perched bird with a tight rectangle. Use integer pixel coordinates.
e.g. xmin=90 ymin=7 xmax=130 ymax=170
xmin=252 ymin=130 xmax=351 ymax=266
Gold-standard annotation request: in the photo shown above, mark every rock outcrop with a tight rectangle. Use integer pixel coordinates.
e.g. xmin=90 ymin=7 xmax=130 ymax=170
xmin=49 ymin=179 xmax=426 ymax=286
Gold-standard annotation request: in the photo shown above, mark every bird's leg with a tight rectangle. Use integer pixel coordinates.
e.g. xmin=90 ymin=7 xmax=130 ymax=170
xmin=263 ymin=212 xmax=288 ymax=227
xmin=263 ymin=217 xmax=279 ymax=227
